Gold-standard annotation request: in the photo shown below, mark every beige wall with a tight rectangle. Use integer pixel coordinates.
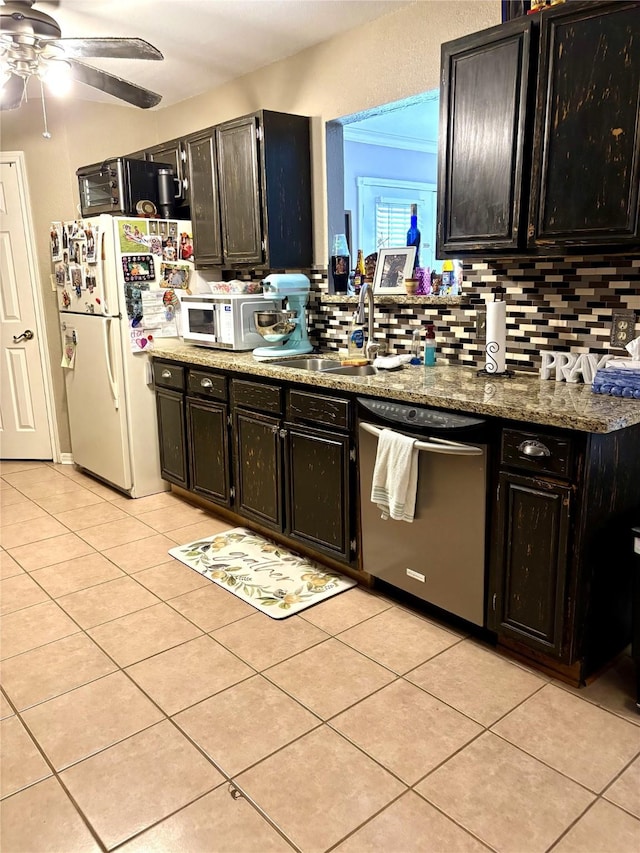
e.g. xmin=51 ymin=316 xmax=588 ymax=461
xmin=0 ymin=0 xmax=500 ymax=454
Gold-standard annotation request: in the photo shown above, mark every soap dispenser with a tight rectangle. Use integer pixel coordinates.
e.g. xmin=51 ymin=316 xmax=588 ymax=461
xmin=347 ymin=311 xmax=365 ymax=357
xmin=424 ymin=323 xmax=436 ymax=366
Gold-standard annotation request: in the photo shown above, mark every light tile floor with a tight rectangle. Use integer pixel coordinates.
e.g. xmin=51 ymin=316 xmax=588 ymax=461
xmin=1 ymin=460 xmax=639 ymax=853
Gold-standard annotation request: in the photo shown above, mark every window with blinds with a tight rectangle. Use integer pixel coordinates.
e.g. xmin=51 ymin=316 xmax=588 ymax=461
xmin=356 ymin=177 xmax=437 ymax=271
xmin=375 ymin=197 xmax=423 ymax=253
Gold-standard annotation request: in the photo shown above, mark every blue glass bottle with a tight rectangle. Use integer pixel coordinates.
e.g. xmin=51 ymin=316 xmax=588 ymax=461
xmin=406 ymin=203 xmax=421 ymax=272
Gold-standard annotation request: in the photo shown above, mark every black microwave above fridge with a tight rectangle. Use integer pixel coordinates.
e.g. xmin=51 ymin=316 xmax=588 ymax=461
xmin=76 ymin=157 xmax=172 ymax=218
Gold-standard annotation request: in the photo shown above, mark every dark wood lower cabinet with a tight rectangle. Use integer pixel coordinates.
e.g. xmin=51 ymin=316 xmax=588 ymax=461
xmin=233 ymin=410 xmax=283 ymax=531
xmin=186 ymin=397 xmax=230 ymax=505
xmin=490 ymin=471 xmax=570 ymax=658
xmin=285 ymin=423 xmax=352 ymax=562
xmin=155 ymin=388 xmax=188 ymax=488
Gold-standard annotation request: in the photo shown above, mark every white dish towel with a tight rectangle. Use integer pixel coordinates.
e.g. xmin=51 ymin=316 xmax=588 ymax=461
xmin=370 ymin=428 xmax=419 ymax=522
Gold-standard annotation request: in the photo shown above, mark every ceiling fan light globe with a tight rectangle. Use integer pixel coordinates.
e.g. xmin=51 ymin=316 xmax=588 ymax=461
xmin=40 ymin=57 xmax=71 ymax=95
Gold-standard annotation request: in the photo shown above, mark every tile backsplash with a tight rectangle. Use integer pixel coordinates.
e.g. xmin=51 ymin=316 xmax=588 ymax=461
xmin=308 ymin=255 xmax=640 ymax=372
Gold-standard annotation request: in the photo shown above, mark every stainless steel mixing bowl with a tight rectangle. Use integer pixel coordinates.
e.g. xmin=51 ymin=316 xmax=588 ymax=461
xmin=254 ymin=310 xmax=297 ymax=341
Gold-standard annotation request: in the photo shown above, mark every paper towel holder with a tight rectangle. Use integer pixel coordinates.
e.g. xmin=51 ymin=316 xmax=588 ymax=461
xmin=476 ymin=286 xmax=515 ymax=378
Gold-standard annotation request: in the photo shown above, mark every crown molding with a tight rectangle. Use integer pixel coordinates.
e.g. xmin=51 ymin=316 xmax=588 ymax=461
xmin=343 ymin=125 xmax=438 ymax=154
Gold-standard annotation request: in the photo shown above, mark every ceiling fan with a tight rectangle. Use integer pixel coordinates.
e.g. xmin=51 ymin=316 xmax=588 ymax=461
xmin=0 ymin=0 xmax=163 ymax=111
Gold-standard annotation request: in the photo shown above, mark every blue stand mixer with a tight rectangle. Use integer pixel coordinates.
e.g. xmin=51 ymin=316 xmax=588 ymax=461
xmin=253 ymin=273 xmax=313 ymax=359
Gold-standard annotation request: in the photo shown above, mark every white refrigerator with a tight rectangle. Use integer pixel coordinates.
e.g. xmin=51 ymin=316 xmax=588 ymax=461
xmin=52 ymin=215 xmax=194 ymax=497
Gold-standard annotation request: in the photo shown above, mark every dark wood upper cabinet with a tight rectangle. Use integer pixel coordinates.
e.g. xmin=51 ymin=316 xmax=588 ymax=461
xmin=216 ymin=115 xmax=263 ymax=266
xmin=216 ymin=110 xmax=313 ymax=268
xmin=438 ymin=17 xmax=536 ymax=255
xmin=529 ymin=1 xmax=640 ymax=248
xmin=185 ymin=129 xmax=223 ymax=266
xmin=439 ymin=1 xmax=640 ymax=257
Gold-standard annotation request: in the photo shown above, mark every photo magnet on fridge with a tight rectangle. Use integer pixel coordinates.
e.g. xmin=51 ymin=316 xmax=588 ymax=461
xmin=122 ymin=255 xmax=155 ymax=283
xmin=118 ymin=219 xmax=149 ymax=253
xmin=50 ymin=222 xmax=63 ymax=261
xmin=86 ymin=225 xmax=97 ymax=264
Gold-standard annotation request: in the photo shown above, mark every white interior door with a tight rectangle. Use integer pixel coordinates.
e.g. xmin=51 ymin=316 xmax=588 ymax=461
xmin=0 ymin=157 xmax=54 ymax=459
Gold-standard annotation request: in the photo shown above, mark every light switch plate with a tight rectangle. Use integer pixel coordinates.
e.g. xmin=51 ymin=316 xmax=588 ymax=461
xmin=610 ymin=311 xmax=636 ymax=348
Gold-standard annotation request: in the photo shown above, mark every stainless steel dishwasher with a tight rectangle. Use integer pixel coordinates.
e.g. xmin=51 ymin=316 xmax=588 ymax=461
xmin=357 ymin=397 xmax=490 ymax=626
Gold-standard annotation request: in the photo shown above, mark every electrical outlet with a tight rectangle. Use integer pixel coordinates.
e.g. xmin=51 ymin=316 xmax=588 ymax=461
xmin=610 ymin=311 xmax=636 ymax=348
xmin=476 ymin=309 xmax=487 ymax=341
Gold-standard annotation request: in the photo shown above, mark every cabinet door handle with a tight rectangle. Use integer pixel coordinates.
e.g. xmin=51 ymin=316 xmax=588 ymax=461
xmin=517 ymin=439 xmax=551 ymax=457
xmin=279 ymin=429 xmax=287 ymax=439
xmin=161 ymin=369 xmax=172 ymax=379
xmin=200 ymin=378 xmax=213 ymax=389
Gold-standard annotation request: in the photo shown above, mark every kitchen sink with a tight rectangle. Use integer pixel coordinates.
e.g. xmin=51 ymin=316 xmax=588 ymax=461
xmin=267 ymin=357 xmax=339 ymax=371
xmin=267 ymin=357 xmax=378 ymax=376
xmin=322 ymin=364 xmax=378 ymax=376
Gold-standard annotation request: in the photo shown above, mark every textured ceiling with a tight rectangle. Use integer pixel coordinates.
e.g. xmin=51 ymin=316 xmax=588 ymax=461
xmin=10 ymin=0 xmax=414 ymax=108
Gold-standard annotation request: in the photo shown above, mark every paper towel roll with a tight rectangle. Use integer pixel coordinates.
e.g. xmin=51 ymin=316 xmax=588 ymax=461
xmin=485 ymin=300 xmax=506 ymax=374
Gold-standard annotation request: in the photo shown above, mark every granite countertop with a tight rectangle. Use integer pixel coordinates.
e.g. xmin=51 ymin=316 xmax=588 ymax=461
xmin=150 ymin=341 xmax=640 ymax=434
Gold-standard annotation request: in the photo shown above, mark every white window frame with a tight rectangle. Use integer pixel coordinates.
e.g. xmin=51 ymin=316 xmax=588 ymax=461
xmin=356 ymin=177 xmax=438 ymax=272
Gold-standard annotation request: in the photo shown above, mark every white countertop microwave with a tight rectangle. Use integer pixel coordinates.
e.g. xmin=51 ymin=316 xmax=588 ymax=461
xmin=180 ymin=293 xmax=276 ymax=350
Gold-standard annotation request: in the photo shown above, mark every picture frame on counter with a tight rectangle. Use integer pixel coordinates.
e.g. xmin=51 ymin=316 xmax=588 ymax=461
xmin=373 ymin=247 xmax=416 ymax=294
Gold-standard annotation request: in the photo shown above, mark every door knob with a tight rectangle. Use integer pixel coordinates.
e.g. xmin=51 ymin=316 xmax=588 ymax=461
xmin=13 ymin=329 xmax=34 ymax=343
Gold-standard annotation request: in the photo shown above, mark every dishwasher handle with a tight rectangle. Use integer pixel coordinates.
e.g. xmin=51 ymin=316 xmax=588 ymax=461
xmin=360 ymin=422 xmax=484 ymax=455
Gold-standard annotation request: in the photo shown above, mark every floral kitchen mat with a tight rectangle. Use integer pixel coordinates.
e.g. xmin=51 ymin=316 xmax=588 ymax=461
xmin=168 ymin=527 xmax=356 ymax=619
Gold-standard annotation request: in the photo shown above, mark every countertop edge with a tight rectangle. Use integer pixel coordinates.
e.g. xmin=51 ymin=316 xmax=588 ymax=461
xmin=149 ymin=344 xmax=640 ymax=434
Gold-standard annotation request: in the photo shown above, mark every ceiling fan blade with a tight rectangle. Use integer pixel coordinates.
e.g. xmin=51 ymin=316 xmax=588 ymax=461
xmin=50 ymin=38 xmax=163 ymax=61
xmin=0 ymin=73 xmax=26 ymax=110
xmin=68 ymin=59 xmax=162 ymax=109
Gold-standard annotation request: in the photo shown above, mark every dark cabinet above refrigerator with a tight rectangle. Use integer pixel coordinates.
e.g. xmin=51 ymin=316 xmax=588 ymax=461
xmin=125 ymin=109 xmax=313 ymax=271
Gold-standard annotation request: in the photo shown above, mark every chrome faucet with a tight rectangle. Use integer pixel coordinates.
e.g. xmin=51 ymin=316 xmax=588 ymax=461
xmin=354 ymin=281 xmax=379 ymax=362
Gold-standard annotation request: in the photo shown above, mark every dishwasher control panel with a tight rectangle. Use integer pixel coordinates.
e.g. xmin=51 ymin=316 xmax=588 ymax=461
xmin=358 ymin=397 xmax=485 ymax=431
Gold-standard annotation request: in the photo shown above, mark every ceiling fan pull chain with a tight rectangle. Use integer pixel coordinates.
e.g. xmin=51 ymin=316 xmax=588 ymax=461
xmin=39 ymin=78 xmax=51 ymax=139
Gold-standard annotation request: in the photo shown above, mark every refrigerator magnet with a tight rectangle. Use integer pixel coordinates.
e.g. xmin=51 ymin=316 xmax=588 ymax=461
xmin=86 ymin=225 xmax=97 ymax=263
xmin=122 ymin=255 xmax=155 ymax=283
xmin=70 ymin=266 xmax=83 ymax=296
xmin=54 ymin=262 xmax=66 ymax=286
xmin=160 ymin=263 xmax=190 ymax=290
xmin=119 ymin=220 xmax=149 ymax=253
xmin=179 ymin=232 xmax=193 ymax=261
xmin=161 ymin=234 xmax=177 ymax=261
xmin=85 ymin=271 xmax=97 ymax=293
xmin=148 ymin=236 xmax=162 ymax=257
xmin=50 ymin=222 xmax=63 ymax=261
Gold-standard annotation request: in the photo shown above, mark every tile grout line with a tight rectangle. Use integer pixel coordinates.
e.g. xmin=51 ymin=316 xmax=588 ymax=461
xmin=4 ymin=471 xmax=640 ymax=850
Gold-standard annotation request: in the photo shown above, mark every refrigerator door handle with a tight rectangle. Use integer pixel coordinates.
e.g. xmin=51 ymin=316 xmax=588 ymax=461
xmin=103 ymin=318 xmax=120 ymax=410
xmin=99 ymin=227 xmax=109 ymax=315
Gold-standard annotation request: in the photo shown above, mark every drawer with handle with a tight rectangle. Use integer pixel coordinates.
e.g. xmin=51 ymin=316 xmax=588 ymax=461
xmin=187 ymin=369 xmax=227 ymax=401
xmin=501 ymin=428 xmax=572 ymax=479
xmin=153 ymin=361 xmax=185 ymax=391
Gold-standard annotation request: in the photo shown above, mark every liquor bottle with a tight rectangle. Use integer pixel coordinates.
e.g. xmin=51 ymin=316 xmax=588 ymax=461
xmin=406 ymin=204 xmax=421 ymax=272
xmin=353 ymin=249 xmax=365 ymax=294
xmin=330 ymin=233 xmax=350 ymax=293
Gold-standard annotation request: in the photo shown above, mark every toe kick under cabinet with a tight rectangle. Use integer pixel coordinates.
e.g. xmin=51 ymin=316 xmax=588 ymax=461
xmin=488 ymin=423 xmax=640 ymax=683
xmin=153 ymin=361 xmax=357 ymax=567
